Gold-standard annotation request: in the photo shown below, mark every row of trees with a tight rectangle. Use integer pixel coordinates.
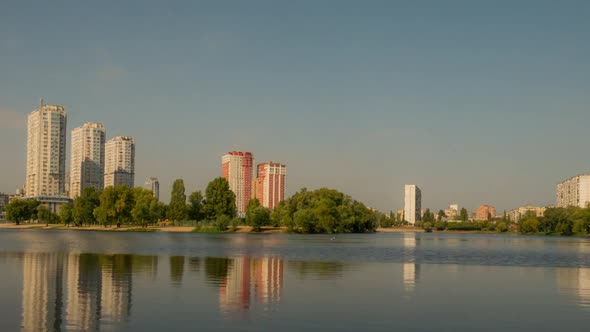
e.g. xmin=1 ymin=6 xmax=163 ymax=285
xmin=270 ymin=188 xmax=379 ymax=234
xmin=518 ymin=206 xmax=590 ymax=235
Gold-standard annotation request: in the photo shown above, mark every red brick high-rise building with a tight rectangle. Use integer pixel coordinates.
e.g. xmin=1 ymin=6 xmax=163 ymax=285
xmin=255 ymin=162 xmax=287 ymax=210
xmin=475 ymin=205 xmax=496 ymax=221
xmin=222 ymin=151 xmax=254 ymax=215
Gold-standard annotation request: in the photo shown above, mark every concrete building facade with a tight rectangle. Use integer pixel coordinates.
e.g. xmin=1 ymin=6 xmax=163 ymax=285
xmin=104 ymin=136 xmax=135 ymax=188
xmin=404 ymin=185 xmax=422 ymax=225
xmin=256 ymin=162 xmax=287 ymax=210
xmin=25 ymin=99 xmax=67 ymax=197
xmin=144 ymin=177 xmax=160 ymax=201
xmin=69 ymin=122 xmax=106 ymax=198
xmin=222 ymin=151 xmax=253 ymax=215
xmin=508 ymin=206 xmax=546 ymax=222
xmin=557 ymin=174 xmax=590 ymax=208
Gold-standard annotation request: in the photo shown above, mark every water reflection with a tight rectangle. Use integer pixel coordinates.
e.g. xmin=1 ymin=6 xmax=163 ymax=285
xmin=218 ymin=257 xmax=284 ymax=313
xmin=21 ymin=253 xmax=157 ymax=332
xmin=556 ymin=267 xmax=590 ymax=309
xmin=403 ymin=234 xmax=420 ymax=292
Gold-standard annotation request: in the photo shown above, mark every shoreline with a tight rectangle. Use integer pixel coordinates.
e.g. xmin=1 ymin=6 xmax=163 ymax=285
xmin=0 ymin=223 xmax=472 ymax=235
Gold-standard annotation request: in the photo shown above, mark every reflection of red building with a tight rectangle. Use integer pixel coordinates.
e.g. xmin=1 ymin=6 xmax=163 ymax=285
xmin=255 ymin=257 xmax=283 ymax=304
xmin=256 ymin=163 xmax=287 ymax=210
xmin=219 ymin=257 xmax=284 ymax=313
xmin=222 ymin=152 xmax=254 ymax=215
xmin=219 ymin=257 xmax=251 ymax=312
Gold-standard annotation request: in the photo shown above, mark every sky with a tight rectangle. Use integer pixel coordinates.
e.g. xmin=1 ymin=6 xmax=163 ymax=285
xmin=1 ymin=0 xmax=589 ymax=213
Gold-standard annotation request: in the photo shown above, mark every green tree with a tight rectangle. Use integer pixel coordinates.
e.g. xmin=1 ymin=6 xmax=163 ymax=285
xmin=132 ymin=188 xmax=158 ymax=227
xmin=423 ymin=222 xmax=433 ymax=232
xmin=496 ymin=221 xmax=508 ymax=232
xmin=246 ymin=199 xmax=270 ymax=232
xmin=60 ymin=202 xmax=74 ymax=225
xmin=167 ymin=179 xmax=187 ymax=221
xmin=188 ymin=191 xmax=204 ymax=221
xmin=204 ymin=177 xmax=236 ymax=219
xmin=94 ymin=185 xmax=134 ymax=227
xmin=37 ymin=205 xmax=51 ymax=226
xmin=422 ymin=209 xmax=434 ymax=223
xmin=213 ymin=214 xmax=231 ymax=232
xmin=437 ymin=209 xmax=447 ymax=220
xmin=5 ymin=199 xmax=39 ymax=225
xmin=73 ymin=187 xmax=101 ymax=226
xmin=460 ymin=208 xmax=469 ymax=222
xmin=519 ymin=216 xmax=540 ymax=234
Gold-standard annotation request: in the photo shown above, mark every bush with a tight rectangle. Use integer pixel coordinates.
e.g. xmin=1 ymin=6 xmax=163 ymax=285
xmin=519 ymin=217 xmax=540 ymax=234
xmin=496 ymin=221 xmax=508 ymax=233
xmin=422 ymin=222 xmax=433 ymax=232
xmin=214 ymin=215 xmax=231 ymax=232
xmin=434 ymin=221 xmax=447 ymax=231
xmin=446 ymin=222 xmax=483 ymax=231
xmin=231 ymin=218 xmax=241 ymax=232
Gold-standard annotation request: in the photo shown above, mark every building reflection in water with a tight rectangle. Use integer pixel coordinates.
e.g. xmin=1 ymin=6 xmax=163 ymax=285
xmin=403 ymin=234 xmax=420 ymax=292
xmin=217 ymin=257 xmax=284 ymax=313
xmin=20 ymin=252 xmax=157 ymax=331
xmin=556 ymin=267 xmax=590 ymax=309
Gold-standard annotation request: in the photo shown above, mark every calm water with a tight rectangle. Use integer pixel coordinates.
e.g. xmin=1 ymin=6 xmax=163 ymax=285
xmin=1 ymin=230 xmax=590 ymax=331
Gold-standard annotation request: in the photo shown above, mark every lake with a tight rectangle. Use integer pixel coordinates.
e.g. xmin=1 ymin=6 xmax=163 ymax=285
xmin=1 ymin=230 xmax=589 ymax=331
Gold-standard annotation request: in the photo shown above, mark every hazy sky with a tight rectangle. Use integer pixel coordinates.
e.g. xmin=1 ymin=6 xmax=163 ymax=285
xmin=1 ymin=0 xmax=589 ymax=213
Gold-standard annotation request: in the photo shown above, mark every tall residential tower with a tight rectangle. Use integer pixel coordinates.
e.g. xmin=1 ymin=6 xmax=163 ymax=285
xmin=104 ymin=136 xmax=135 ymax=188
xmin=222 ymin=151 xmax=254 ymax=215
xmin=404 ymin=185 xmax=422 ymax=225
xmin=557 ymin=174 xmax=590 ymax=208
xmin=69 ymin=122 xmax=106 ymax=198
xmin=144 ymin=177 xmax=160 ymax=201
xmin=25 ymin=99 xmax=67 ymax=197
xmin=255 ymin=162 xmax=287 ymax=209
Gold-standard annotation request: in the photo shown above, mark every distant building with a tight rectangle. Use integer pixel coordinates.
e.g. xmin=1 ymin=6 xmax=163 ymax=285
xmin=509 ymin=206 xmax=546 ymax=222
xmin=222 ymin=151 xmax=254 ymax=215
xmin=104 ymin=136 xmax=135 ymax=188
xmin=25 ymin=99 xmax=67 ymax=197
xmin=70 ymin=123 xmax=106 ymax=198
xmin=475 ymin=205 xmax=496 ymax=221
xmin=557 ymin=174 xmax=590 ymax=208
xmin=0 ymin=193 xmax=8 ymax=211
xmin=31 ymin=196 xmax=73 ymax=214
xmin=255 ymin=162 xmax=287 ymax=210
xmin=445 ymin=204 xmax=459 ymax=220
xmin=404 ymin=185 xmax=422 ymax=225
xmin=144 ymin=177 xmax=160 ymax=201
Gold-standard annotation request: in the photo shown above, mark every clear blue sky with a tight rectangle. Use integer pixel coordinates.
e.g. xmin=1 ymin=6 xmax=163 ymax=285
xmin=1 ymin=0 xmax=589 ymax=213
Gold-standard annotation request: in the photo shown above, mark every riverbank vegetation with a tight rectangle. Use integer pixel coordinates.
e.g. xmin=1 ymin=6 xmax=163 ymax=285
xmin=270 ymin=188 xmax=379 ymax=233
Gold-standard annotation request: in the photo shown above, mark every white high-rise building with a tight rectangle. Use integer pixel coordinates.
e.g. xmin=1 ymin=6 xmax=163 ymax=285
xmin=144 ymin=177 xmax=160 ymax=201
xmin=104 ymin=136 xmax=135 ymax=188
xmin=25 ymin=99 xmax=67 ymax=197
xmin=404 ymin=184 xmax=422 ymax=225
xmin=69 ymin=123 xmax=106 ymax=198
xmin=557 ymin=174 xmax=590 ymax=208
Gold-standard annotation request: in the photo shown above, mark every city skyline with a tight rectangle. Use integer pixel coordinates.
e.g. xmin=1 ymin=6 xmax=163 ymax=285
xmin=2 ymin=1 xmax=590 ymax=212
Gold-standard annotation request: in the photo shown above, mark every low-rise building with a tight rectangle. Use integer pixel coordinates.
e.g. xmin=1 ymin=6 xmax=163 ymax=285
xmin=509 ymin=206 xmax=546 ymax=222
xmin=445 ymin=204 xmax=459 ymax=220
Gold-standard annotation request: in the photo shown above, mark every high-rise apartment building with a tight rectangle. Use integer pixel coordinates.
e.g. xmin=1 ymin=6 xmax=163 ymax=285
xmin=25 ymin=99 xmax=67 ymax=197
xmin=222 ymin=151 xmax=254 ymax=215
xmin=404 ymin=185 xmax=422 ymax=225
xmin=144 ymin=177 xmax=160 ymax=201
xmin=445 ymin=204 xmax=459 ymax=219
xmin=557 ymin=174 xmax=590 ymax=208
xmin=256 ymin=162 xmax=287 ymax=210
xmin=69 ymin=122 xmax=106 ymax=198
xmin=475 ymin=205 xmax=496 ymax=220
xmin=104 ymin=136 xmax=135 ymax=188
